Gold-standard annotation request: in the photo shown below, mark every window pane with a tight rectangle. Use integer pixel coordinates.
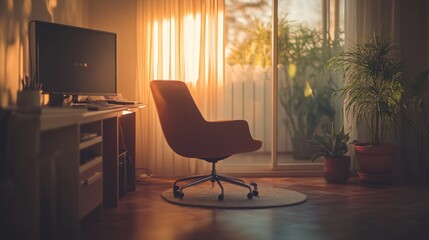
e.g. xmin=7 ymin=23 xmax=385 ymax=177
xmin=224 ymin=0 xmax=272 ymax=166
xmin=277 ymin=0 xmax=344 ymax=164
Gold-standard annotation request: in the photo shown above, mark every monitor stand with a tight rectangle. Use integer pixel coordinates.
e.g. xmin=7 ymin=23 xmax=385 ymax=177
xmin=48 ymin=93 xmax=65 ymax=107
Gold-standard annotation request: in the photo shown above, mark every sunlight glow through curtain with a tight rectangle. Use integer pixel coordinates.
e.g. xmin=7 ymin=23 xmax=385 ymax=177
xmin=136 ymin=0 xmax=225 ymax=177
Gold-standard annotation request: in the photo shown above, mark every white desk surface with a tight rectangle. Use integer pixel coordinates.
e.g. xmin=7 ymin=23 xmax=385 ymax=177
xmin=9 ymin=104 xmax=145 ymax=131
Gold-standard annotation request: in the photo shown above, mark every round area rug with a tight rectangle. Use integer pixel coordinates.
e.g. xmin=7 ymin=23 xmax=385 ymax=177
xmin=160 ymin=183 xmax=307 ymax=209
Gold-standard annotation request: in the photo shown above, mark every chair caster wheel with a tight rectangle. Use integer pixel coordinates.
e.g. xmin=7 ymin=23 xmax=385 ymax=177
xmin=173 ymin=190 xmax=179 ymax=198
xmin=174 ymin=190 xmax=184 ymax=199
xmin=253 ymin=190 xmax=259 ymax=196
xmin=218 ymin=194 xmax=224 ymax=201
xmin=247 ymin=192 xmax=253 ymax=199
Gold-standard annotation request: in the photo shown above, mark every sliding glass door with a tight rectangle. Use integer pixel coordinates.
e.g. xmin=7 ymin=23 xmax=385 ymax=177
xmin=223 ymin=0 xmax=344 ymax=173
xmin=223 ymin=0 xmax=273 ymax=170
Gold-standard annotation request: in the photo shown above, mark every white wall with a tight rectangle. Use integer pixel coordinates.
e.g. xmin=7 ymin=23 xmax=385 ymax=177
xmin=88 ymin=0 xmax=137 ymax=101
xmin=399 ymin=0 xmax=429 ymax=178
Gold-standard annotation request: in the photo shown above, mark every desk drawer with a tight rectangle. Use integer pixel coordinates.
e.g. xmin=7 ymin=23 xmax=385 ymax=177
xmin=79 ymin=157 xmax=103 ymax=219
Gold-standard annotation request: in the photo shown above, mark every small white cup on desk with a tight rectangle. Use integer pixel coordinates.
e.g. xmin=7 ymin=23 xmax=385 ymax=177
xmin=17 ymin=90 xmax=42 ymax=108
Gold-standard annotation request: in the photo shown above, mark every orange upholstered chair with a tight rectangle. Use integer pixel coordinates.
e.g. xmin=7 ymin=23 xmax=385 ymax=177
xmin=150 ymin=80 xmax=262 ymax=201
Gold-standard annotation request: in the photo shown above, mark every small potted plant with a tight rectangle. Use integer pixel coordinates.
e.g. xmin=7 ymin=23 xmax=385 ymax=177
xmin=17 ymin=75 xmax=42 ymax=108
xmin=311 ymin=125 xmax=351 ymax=183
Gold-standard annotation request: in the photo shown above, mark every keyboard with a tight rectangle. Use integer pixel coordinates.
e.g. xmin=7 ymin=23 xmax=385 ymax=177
xmin=104 ymin=99 xmax=138 ymax=105
xmin=78 ymin=98 xmax=139 ymax=105
xmin=71 ymin=103 xmax=123 ymax=111
xmin=86 ymin=104 xmax=123 ymax=111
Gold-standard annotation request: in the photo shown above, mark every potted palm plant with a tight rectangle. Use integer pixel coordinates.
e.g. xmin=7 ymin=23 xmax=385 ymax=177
xmin=311 ymin=125 xmax=351 ymax=183
xmin=328 ymin=33 xmax=405 ymax=183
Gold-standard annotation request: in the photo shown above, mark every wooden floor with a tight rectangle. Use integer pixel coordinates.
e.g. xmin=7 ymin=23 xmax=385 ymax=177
xmin=82 ymin=177 xmax=429 ymax=240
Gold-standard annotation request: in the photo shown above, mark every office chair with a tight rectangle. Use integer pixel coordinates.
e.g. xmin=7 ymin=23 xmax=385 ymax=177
xmin=150 ymin=80 xmax=262 ymax=201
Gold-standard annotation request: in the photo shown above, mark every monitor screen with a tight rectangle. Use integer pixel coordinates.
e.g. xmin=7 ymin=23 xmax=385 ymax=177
xmin=33 ymin=21 xmax=117 ymax=97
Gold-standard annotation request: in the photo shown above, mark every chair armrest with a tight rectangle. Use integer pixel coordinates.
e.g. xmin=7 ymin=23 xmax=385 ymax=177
xmin=205 ymin=120 xmax=253 ymax=142
xmin=191 ymin=120 xmax=261 ymax=158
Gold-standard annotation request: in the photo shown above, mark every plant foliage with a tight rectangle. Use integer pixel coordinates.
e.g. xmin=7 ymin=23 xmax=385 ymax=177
xmin=226 ymin=16 xmax=343 ymax=156
xmin=328 ymin=33 xmax=405 ymax=146
xmin=311 ymin=125 xmax=350 ymax=160
xmin=277 ymin=19 xmax=342 ymax=143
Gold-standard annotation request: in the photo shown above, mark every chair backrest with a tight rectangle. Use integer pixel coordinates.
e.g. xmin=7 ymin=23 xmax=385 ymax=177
xmin=150 ymin=80 xmax=206 ymax=156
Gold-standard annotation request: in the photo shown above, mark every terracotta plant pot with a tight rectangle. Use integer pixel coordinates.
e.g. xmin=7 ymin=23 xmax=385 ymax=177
xmin=354 ymin=143 xmax=396 ymax=183
xmin=323 ymin=156 xmax=351 ymax=183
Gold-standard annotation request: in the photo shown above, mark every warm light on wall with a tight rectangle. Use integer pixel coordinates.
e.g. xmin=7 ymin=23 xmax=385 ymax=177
xmin=6 ymin=0 xmax=14 ymax=11
xmin=1 ymin=0 xmax=86 ymax=105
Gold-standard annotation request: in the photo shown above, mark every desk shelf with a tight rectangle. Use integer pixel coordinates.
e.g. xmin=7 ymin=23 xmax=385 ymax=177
xmin=79 ymin=136 xmax=102 ymax=150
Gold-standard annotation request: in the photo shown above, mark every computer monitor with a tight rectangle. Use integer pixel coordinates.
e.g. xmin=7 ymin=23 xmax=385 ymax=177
xmin=32 ymin=21 xmax=117 ymax=106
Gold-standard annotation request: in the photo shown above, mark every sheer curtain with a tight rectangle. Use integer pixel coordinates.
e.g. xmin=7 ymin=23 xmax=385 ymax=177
xmin=344 ymin=0 xmax=400 ymax=169
xmin=135 ymin=0 xmax=225 ymax=177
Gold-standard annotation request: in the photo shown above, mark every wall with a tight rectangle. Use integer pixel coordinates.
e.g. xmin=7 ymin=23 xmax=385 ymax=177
xmin=400 ymin=0 xmax=428 ymax=74
xmin=0 ymin=0 xmax=88 ymax=105
xmin=88 ymin=0 xmax=137 ymax=100
xmin=399 ymin=0 xmax=429 ymax=178
xmin=87 ymin=0 xmax=139 ymax=169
